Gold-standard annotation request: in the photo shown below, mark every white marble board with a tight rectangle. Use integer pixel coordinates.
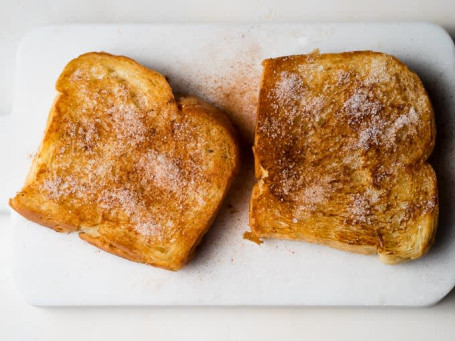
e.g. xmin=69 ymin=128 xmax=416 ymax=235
xmin=3 ymin=23 xmax=455 ymax=306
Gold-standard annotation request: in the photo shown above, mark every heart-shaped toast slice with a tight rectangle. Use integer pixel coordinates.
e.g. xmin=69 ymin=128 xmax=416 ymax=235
xmin=10 ymin=52 xmax=239 ymax=270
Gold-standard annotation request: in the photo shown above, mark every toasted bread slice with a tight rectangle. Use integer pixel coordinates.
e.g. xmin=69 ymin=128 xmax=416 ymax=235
xmin=10 ymin=52 xmax=239 ymax=271
xmin=250 ymin=51 xmax=438 ymax=264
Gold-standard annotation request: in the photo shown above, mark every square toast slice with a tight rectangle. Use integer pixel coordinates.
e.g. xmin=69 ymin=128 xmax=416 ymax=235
xmin=250 ymin=51 xmax=438 ymax=264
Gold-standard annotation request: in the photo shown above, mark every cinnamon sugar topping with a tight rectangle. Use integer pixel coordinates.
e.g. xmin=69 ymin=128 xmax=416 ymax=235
xmin=256 ymin=52 xmax=435 ymax=236
xmin=37 ymin=61 xmax=228 ymax=241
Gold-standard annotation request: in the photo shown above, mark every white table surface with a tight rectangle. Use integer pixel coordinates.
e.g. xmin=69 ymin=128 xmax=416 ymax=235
xmin=1 ymin=0 xmax=455 ymax=340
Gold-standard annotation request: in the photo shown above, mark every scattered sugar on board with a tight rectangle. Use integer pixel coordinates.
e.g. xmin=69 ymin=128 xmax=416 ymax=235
xmin=169 ymin=41 xmax=262 ymax=142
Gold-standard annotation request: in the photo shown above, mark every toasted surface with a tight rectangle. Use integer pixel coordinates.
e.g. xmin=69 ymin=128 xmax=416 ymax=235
xmin=250 ymin=51 xmax=438 ymax=264
xmin=9 ymin=52 xmax=239 ymax=271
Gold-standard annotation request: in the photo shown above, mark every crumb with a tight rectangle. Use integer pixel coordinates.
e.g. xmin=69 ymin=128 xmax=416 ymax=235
xmin=243 ymin=231 xmax=263 ymax=245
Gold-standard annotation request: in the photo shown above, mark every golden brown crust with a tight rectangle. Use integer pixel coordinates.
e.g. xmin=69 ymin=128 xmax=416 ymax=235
xmin=250 ymin=51 xmax=438 ymax=264
xmin=10 ymin=52 xmax=239 ymax=270
xmin=10 ymin=194 xmax=77 ymax=233
xmin=79 ymin=232 xmax=148 ymax=265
